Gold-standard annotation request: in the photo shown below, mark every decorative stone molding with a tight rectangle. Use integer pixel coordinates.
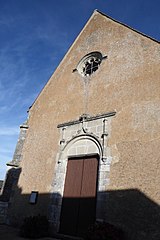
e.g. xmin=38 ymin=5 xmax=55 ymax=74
xmin=73 ymin=52 xmax=107 ymax=77
xmin=49 ymin=112 xmax=116 ymax=231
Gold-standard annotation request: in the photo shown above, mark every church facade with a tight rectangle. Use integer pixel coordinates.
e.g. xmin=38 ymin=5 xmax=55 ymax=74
xmin=1 ymin=10 xmax=160 ymax=240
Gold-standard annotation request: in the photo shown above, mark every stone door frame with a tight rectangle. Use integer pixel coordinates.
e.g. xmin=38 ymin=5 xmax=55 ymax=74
xmin=49 ymin=112 xmax=116 ymax=232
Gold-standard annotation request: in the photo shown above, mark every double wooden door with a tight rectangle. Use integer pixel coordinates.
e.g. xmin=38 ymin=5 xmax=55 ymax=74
xmin=59 ymin=156 xmax=98 ymax=237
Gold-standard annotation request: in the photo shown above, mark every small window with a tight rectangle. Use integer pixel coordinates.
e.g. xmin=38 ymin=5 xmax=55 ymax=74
xmin=29 ymin=191 xmax=38 ymax=204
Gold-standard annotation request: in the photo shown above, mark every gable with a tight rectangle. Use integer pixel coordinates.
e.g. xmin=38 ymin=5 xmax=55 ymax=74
xmin=29 ymin=10 xmax=160 ymax=117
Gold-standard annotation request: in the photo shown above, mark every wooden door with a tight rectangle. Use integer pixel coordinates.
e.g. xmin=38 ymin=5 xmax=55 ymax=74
xmin=59 ymin=156 xmax=98 ymax=237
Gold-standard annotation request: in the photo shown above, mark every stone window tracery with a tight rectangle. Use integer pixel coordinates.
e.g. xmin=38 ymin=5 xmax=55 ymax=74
xmin=75 ymin=51 xmax=106 ymax=77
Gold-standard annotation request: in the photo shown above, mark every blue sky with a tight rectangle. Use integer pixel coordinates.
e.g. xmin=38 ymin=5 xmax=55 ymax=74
xmin=0 ymin=0 xmax=160 ymax=180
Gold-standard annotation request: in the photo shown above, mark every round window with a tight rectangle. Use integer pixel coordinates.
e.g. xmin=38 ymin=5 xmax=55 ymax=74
xmin=76 ymin=52 xmax=103 ymax=77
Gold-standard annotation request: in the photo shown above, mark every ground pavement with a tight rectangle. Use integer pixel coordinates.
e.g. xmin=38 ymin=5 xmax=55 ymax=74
xmin=0 ymin=224 xmax=59 ymax=240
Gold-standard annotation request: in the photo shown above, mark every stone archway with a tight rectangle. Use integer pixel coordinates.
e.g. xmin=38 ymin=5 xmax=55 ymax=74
xmin=63 ymin=134 xmax=102 ymax=158
xmin=49 ymin=113 xmax=115 ymax=233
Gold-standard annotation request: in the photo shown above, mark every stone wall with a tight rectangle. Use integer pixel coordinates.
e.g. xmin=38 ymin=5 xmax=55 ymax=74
xmin=0 ymin=202 xmax=8 ymax=224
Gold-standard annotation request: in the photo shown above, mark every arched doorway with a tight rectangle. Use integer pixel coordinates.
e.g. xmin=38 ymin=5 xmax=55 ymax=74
xmin=50 ymin=113 xmax=114 ymax=236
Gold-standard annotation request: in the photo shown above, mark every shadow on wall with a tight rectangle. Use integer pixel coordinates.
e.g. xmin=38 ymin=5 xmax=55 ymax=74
xmin=0 ymin=169 xmax=160 ymax=240
xmin=0 ymin=168 xmax=21 ymax=202
xmin=56 ymin=190 xmax=160 ymax=240
xmin=103 ymin=189 xmax=160 ymax=240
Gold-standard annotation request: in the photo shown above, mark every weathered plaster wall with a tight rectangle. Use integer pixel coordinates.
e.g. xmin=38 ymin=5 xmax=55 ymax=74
xmin=9 ymin=11 xmax=160 ymax=238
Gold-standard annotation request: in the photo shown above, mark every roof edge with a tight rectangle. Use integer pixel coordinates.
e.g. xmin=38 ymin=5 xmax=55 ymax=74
xmin=28 ymin=9 xmax=159 ymax=110
xmin=28 ymin=10 xmax=97 ymax=110
xmin=94 ymin=9 xmax=159 ymax=44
